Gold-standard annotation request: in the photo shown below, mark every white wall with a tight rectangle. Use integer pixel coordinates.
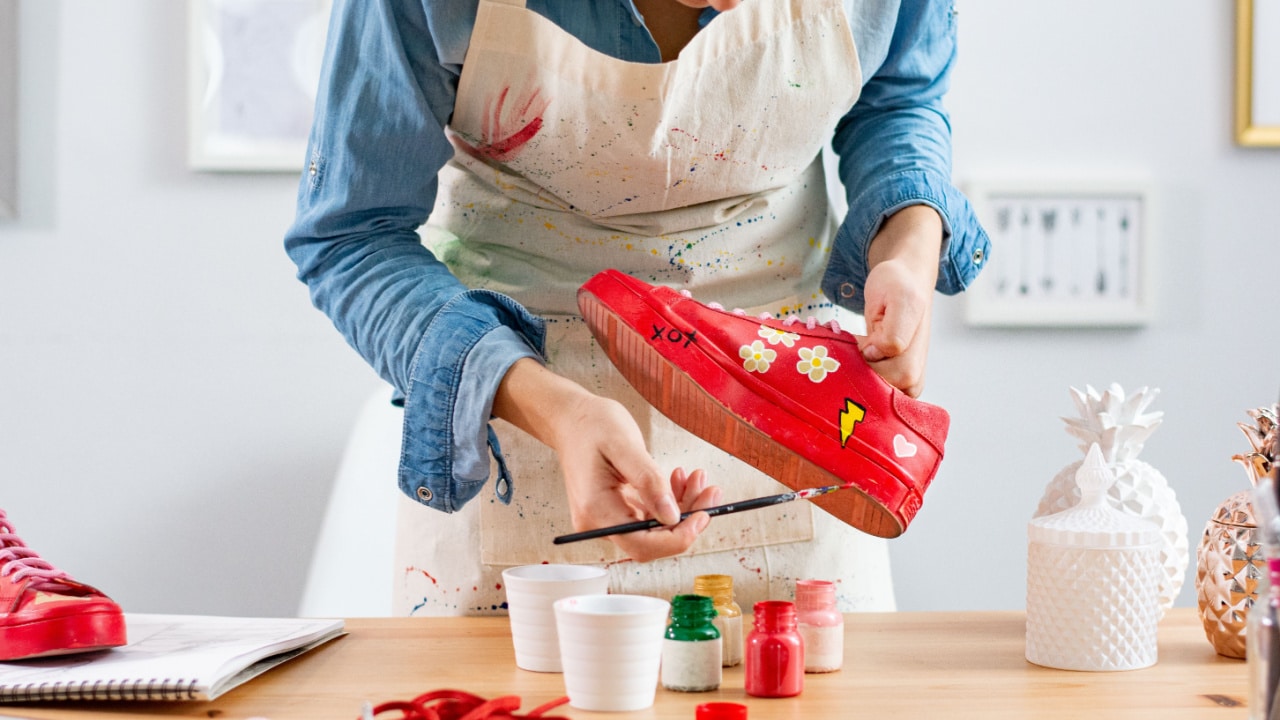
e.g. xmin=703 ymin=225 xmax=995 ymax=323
xmin=1 ymin=0 xmax=1277 ymax=618
xmin=0 ymin=1 xmax=381 ymax=617
xmin=897 ymin=1 xmax=1280 ymax=611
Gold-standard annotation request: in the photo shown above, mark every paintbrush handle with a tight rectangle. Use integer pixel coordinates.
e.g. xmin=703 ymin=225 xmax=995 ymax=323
xmin=551 ymin=485 xmax=851 ymax=545
xmin=552 ymin=490 xmax=802 ymax=545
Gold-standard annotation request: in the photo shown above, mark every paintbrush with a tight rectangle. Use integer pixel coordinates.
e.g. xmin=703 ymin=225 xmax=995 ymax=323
xmin=552 ymin=483 xmax=852 ymax=545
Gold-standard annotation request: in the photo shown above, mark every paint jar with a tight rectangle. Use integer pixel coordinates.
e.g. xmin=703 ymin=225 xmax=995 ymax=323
xmin=693 ymin=574 xmax=743 ymax=667
xmin=696 ymin=701 xmax=748 ymax=719
xmin=795 ymin=579 xmax=843 ymax=673
xmin=745 ymin=600 xmax=803 ymax=698
xmin=661 ymin=594 xmax=722 ymax=692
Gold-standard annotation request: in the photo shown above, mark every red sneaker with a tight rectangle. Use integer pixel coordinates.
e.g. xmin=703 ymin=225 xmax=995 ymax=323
xmin=0 ymin=510 xmax=126 ymax=660
xmin=577 ymin=270 xmax=950 ymax=538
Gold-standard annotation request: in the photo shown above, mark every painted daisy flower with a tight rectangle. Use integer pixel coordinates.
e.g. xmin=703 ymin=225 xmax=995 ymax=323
xmin=797 ymin=345 xmax=840 ymax=382
xmin=758 ymin=325 xmax=800 ymax=347
xmin=739 ymin=341 xmax=777 ymax=373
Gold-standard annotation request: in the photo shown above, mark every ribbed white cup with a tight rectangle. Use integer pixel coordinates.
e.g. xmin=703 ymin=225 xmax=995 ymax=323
xmin=501 ymin=564 xmax=609 ymax=673
xmin=553 ymin=594 xmax=670 ymax=711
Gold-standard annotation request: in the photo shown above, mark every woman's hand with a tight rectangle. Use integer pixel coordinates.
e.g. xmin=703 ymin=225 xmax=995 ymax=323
xmin=856 ymin=205 xmax=944 ymax=398
xmin=493 ymin=358 xmax=721 ymax=561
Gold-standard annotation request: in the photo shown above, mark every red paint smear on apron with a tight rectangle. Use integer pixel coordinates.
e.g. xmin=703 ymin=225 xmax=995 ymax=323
xmin=461 ymin=85 xmax=550 ymax=163
xmin=481 ymin=117 xmax=543 ymax=161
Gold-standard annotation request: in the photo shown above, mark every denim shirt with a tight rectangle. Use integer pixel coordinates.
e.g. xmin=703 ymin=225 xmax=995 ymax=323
xmin=284 ymin=0 xmax=991 ymax=513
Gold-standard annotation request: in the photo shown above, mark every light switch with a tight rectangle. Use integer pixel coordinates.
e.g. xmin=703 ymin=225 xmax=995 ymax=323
xmin=964 ymin=182 xmax=1151 ymax=327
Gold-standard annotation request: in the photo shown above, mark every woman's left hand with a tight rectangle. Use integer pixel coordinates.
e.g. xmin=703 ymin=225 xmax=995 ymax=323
xmin=855 ymin=205 xmax=944 ymax=398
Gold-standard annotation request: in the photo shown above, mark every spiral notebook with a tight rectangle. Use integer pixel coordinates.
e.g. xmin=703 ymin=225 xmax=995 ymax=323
xmin=0 ymin=613 xmax=345 ymax=702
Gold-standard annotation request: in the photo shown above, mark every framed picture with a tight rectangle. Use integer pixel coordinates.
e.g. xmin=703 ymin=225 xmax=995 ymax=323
xmin=964 ymin=181 xmax=1152 ymax=328
xmin=0 ymin=0 xmax=16 ymax=218
xmin=187 ymin=0 xmax=331 ymax=171
xmin=1236 ymin=0 xmax=1280 ymax=146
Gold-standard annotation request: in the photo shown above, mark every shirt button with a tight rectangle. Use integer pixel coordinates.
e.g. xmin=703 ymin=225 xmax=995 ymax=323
xmin=417 ymin=486 xmax=433 ymax=502
xmin=838 ymin=282 xmax=856 ymax=299
xmin=973 ymin=248 xmax=985 ymax=264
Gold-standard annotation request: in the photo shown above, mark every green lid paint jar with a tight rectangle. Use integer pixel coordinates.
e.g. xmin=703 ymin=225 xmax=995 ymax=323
xmin=661 ymin=594 xmax=722 ymax=692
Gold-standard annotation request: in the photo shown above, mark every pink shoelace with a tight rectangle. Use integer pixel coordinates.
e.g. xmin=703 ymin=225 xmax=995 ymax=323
xmin=678 ymin=289 xmax=848 ymax=334
xmin=360 ymin=689 xmax=569 ymax=720
xmin=0 ymin=510 xmax=71 ymax=590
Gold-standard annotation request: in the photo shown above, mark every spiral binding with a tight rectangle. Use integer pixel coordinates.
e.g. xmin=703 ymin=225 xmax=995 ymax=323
xmin=0 ymin=677 xmax=202 ymax=702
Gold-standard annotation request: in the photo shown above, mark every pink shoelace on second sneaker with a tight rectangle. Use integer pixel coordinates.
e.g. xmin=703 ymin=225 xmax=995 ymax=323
xmin=0 ymin=509 xmax=72 ymax=590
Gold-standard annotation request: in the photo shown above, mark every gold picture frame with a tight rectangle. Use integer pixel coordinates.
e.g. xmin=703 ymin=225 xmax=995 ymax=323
xmin=1236 ymin=0 xmax=1280 ymax=146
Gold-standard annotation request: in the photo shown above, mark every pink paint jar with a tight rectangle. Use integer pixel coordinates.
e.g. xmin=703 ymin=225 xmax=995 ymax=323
xmin=744 ymin=601 xmax=803 ymax=698
xmin=795 ymin=579 xmax=843 ymax=673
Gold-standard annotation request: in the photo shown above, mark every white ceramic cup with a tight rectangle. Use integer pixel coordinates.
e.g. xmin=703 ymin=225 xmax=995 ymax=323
xmin=501 ymin=564 xmax=610 ymax=673
xmin=553 ymin=593 xmax=671 ymax=712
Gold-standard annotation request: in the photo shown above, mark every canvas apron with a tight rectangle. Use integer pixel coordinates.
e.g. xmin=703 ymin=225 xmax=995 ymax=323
xmin=393 ymin=0 xmax=895 ymax=615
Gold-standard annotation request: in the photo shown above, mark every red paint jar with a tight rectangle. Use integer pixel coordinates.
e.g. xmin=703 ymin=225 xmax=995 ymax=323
xmin=744 ymin=600 xmax=803 ymax=698
xmin=696 ymin=702 xmax=748 ymax=719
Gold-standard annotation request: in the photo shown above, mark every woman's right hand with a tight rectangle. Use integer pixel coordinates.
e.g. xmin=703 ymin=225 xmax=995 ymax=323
xmin=856 ymin=204 xmax=943 ymax=398
xmin=492 ymin=358 xmax=721 ymax=561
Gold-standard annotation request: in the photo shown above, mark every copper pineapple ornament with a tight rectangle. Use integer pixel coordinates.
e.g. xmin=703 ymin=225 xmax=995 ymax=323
xmin=1194 ymin=405 xmax=1278 ymax=658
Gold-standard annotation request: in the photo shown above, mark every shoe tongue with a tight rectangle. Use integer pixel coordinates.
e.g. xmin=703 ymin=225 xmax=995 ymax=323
xmin=14 ymin=585 xmax=97 ymax=613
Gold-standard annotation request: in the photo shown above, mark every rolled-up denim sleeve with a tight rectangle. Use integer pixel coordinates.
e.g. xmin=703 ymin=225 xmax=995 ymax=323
xmin=399 ymin=293 xmax=545 ymax=511
xmin=823 ymin=0 xmax=990 ymax=314
xmin=284 ymin=0 xmax=543 ymax=511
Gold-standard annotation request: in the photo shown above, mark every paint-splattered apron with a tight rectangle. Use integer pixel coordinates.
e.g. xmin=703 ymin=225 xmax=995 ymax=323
xmin=394 ymin=0 xmax=896 ymax=615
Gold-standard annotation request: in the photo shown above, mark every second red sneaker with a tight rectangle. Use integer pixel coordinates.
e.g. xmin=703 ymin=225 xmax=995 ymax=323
xmin=578 ymin=269 xmax=950 ymax=538
xmin=0 ymin=510 xmax=127 ymax=660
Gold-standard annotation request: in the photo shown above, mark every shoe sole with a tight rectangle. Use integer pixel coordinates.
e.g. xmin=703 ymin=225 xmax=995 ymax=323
xmin=579 ymin=286 xmax=909 ymax=539
xmin=0 ymin=609 xmax=127 ymax=661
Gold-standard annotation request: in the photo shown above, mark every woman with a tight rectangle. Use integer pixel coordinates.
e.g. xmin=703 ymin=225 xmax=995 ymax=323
xmin=285 ymin=0 xmax=989 ymax=615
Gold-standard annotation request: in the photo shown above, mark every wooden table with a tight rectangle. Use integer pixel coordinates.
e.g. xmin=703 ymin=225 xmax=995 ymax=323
xmin=7 ymin=609 xmax=1250 ymax=719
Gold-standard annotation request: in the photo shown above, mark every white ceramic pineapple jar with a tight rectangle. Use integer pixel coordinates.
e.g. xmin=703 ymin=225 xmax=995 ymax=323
xmin=1026 ymin=443 xmax=1162 ymax=671
xmin=1035 ymin=384 xmax=1189 ymax=615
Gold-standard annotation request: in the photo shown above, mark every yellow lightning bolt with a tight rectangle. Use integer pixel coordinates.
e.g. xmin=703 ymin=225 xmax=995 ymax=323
xmin=839 ymin=399 xmax=866 ymax=447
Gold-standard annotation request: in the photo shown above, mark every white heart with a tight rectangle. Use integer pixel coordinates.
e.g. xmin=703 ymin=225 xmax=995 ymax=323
xmin=893 ymin=434 xmax=918 ymax=458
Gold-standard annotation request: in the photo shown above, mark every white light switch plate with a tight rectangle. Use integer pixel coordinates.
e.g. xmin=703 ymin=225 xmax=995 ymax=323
xmin=963 ymin=181 xmax=1151 ymax=327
